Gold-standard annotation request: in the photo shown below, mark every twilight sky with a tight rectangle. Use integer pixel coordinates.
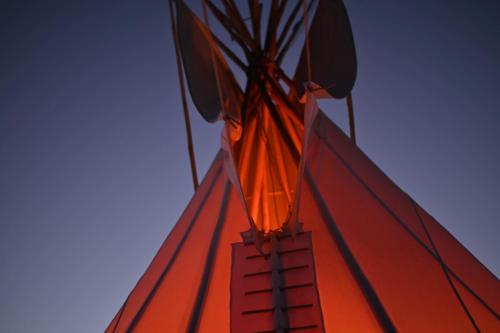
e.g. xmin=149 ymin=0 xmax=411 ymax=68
xmin=1 ymin=0 xmax=499 ymax=332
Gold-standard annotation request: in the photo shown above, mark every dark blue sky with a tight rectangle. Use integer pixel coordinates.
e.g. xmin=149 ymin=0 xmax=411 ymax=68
xmin=1 ymin=0 xmax=499 ymax=332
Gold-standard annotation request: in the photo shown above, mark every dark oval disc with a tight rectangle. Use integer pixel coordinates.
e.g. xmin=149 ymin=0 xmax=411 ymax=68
xmin=294 ymin=0 xmax=357 ymax=99
xmin=176 ymin=1 xmax=242 ymax=123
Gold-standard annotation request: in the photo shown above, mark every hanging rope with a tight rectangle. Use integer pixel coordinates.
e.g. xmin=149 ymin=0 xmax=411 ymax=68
xmin=302 ymin=0 xmax=312 ymax=83
xmin=346 ymin=92 xmax=356 ymax=144
xmin=168 ymin=0 xmax=199 ymax=191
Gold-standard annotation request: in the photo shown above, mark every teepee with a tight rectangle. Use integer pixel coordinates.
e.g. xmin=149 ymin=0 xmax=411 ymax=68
xmin=105 ymin=1 xmax=499 ymax=332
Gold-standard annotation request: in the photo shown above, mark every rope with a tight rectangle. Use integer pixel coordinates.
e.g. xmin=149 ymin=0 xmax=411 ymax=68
xmin=168 ymin=0 xmax=199 ymax=191
xmin=302 ymin=0 xmax=312 ymax=83
xmin=411 ymin=200 xmax=480 ymax=332
xmin=317 ymin=125 xmax=498 ymax=319
xmin=346 ymin=92 xmax=356 ymax=144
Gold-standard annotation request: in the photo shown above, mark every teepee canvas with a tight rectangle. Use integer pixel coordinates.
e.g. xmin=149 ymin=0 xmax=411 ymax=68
xmin=105 ymin=1 xmax=499 ymax=332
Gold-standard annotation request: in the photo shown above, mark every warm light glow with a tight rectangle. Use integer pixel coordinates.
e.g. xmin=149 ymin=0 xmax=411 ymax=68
xmin=235 ymin=102 xmax=303 ymax=233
